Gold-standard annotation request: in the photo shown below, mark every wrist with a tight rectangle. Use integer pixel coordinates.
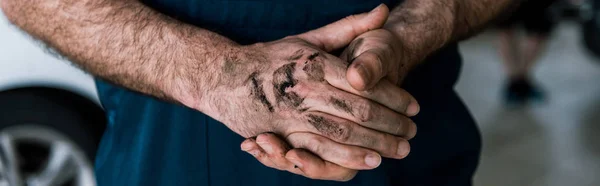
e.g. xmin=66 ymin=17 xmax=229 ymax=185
xmin=170 ymin=40 xmax=265 ymax=115
xmin=165 ymin=32 xmax=245 ymax=112
xmin=381 ymin=27 xmax=421 ymax=71
xmin=383 ymin=1 xmax=454 ymax=64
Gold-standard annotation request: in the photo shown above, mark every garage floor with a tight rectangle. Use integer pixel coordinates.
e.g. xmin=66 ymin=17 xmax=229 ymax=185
xmin=456 ymin=22 xmax=600 ymax=186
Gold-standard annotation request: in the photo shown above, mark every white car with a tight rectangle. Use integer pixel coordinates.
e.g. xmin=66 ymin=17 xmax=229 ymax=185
xmin=0 ymin=13 xmax=101 ymax=186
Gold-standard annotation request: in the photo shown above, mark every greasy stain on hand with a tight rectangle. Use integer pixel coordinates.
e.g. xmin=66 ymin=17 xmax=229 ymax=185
xmin=288 ymin=49 xmax=304 ymax=61
xmin=308 ymin=52 xmax=320 ymax=61
xmin=302 ymin=61 xmax=324 ymax=82
xmin=223 ymin=60 xmax=237 ymax=74
xmin=300 ymin=51 xmax=325 ymax=82
xmin=248 ymin=72 xmax=274 ymax=112
xmin=272 ymin=63 xmax=303 ymax=108
xmin=307 ymin=114 xmax=347 ymax=140
xmin=330 ymin=97 xmax=353 ymax=116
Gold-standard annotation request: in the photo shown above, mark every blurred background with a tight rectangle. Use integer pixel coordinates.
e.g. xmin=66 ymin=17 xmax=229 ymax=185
xmin=460 ymin=0 xmax=600 ymax=185
xmin=0 ymin=0 xmax=599 ymax=186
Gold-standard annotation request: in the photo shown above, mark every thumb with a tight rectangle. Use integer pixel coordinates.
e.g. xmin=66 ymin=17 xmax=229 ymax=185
xmin=295 ymin=4 xmax=389 ymax=52
xmin=346 ymin=49 xmax=390 ymax=91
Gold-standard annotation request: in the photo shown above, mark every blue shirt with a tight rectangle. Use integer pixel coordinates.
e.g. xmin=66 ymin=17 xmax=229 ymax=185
xmin=94 ymin=1 xmax=471 ymax=186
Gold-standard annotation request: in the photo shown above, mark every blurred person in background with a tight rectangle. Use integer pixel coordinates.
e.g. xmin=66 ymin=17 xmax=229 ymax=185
xmin=1 ymin=0 xmax=520 ymax=186
xmin=497 ymin=0 xmax=559 ymax=105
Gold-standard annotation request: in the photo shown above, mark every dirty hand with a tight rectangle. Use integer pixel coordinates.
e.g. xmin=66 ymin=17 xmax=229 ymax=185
xmin=229 ymin=4 xmax=419 ymax=181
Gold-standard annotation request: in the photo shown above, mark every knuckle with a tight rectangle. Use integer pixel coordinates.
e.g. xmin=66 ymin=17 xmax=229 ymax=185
xmin=330 ymin=122 xmax=352 ymax=142
xmin=355 ymin=99 xmax=374 ymax=122
xmin=306 ymin=134 xmax=323 ymax=145
xmin=342 ymin=15 xmax=361 ymax=33
xmin=306 ymin=135 xmax=324 ymax=152
xmin=285 ymin=132 xmax=301 ymax=143
xmin=308 ymin=114 xmax=352 ymax=143
xmin=333 ymin=147 xmax=355 ymax=166
xmin=317 ymin=121 xmax=351 ymax=143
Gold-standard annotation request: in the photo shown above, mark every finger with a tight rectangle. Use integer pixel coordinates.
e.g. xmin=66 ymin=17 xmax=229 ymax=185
xmin=286 ymin=149 xmax=358 ymax=182
xmin=255 ymin=133 xmax=295 ymax=170
xmin=243 ymin=137 xmax=307 ymax=176
xmin=286 ymin=132 xmax=381 ymax=170
xmin=295 ymin=4 xmax=389 ymax=52
xmin=241 ymin=138 xmax=279 ymax=169
xmin=321 ymin=59 xmax=420 ymax=116
xmin=292 ymin=44 xmax=420 ymax=116
xmin=287 ymin=112 xmax=411 ymax=159
xmin=301 ymin=83 xmax=418 ymax=139
xmin=347 ymin=48 xmax=391 ymax=91
xmin=316 ymin=50 xmax=420 ymax=116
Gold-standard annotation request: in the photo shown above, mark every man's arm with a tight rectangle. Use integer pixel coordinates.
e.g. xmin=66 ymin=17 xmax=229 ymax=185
xmin=0 ymin=0 xmax=235 ymax=107
xmin=385 ymin=0 xmax=519 ymax=65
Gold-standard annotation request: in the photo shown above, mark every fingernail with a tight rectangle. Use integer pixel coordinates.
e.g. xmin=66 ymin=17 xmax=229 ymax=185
xmin=406 ymin=102 xmax=420 ymax=116
xmin=397 ymin=141 xmax=410 ymax=158
xmin=288 ymin=158 xmax=303 ymax=169
xmin=365 ymin=153 xmax=381 ymax=168
xmin=241 ymin=141 xmax=253 ymax=151
xmin=354 ymin=63 xmax=371 ymax=85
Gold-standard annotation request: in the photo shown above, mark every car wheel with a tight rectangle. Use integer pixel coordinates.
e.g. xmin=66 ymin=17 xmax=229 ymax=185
xmin=0 ymin=87 xmax=106 ymax=186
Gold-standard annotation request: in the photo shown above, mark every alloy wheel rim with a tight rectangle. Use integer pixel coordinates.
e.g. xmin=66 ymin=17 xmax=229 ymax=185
xmin=0 ymin=125 xmax=95 ymax=186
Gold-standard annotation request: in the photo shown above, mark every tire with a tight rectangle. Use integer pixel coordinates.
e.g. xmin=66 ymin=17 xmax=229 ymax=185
xmin=0 ymin=87 xmax=106 ymax=186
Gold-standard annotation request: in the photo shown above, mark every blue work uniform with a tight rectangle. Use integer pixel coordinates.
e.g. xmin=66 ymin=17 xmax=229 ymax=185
xmin=94 ymin=0 xmax=482 ymax=185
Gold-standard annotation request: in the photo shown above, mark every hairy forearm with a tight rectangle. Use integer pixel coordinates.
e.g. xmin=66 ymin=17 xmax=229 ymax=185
xmin=385 ymin=0 xmax=519 ymax=64
xmin=0 ymin=0 xmax=238 ymax=108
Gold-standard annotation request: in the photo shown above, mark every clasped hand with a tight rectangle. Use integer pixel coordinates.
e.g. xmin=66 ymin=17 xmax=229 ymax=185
xmin=198 ymin=4 xmax=418 ymax=182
